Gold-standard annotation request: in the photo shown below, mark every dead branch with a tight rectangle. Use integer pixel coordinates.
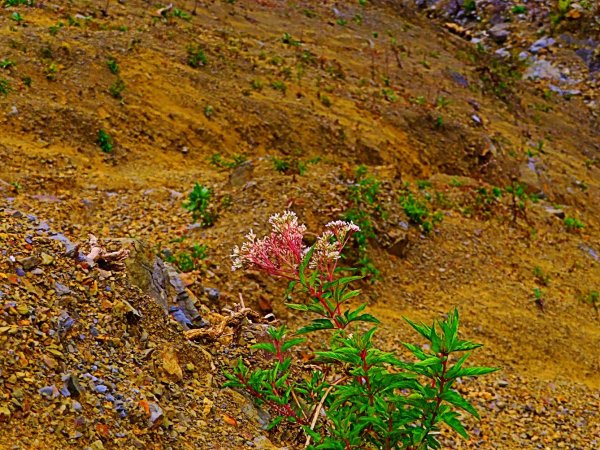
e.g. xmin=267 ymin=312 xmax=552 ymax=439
xmin=86 ymin=234 xmax=130 ymax=270
xmin=184 ymin=304 xmax=263 ymax=343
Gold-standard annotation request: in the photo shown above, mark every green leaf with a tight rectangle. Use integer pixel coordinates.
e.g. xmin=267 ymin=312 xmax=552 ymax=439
xmin=414 ymin=356 xmax=440 ymax=367
xmin=284 ymin=303 xmax=309 ymax=311
xmin=430 ymin=322 xmax=442 ymax=353
xmin=317 ymin=348 xmax=361 ymax=365
xmin=266 ymin=415 xmax=284 ymax=430
xmin=336 ymin=275 xmax=364 ymax=286
xmin=441 ymin=389 xmax=480 ymax=419
xmin=441 ymin=308 xmax=459 ymax=352
xmin=296 ymin=319 xmax=335 ymax=335
xmin=440 ymin=410 xmax=469 ymax=439
xmin=402 ymin=343 xmax=429 ymax=361
xmin=299 ymin=244 xmax=316 ymax=285
xmin=455 ymin=366 xmax=500 ymax=378
xmin=346 ymin=302 xmax=367 ymax=319
xmin=251 ymin=342 xmax=277 ymax=354
xmin=352 ymin=313 xmax=380 ymax=324
xmin=404 ymin=317 xmax=432 ymax=341
xmin=341 ymin=289 xmax=362 ymax=302
xmin=453 ymin=340 xmax=483 ymax=352
xmin=281 ymin=337 xmax=306 ymax=352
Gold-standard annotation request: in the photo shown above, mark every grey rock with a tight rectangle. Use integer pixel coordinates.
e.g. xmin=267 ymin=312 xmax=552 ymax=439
xmin=545 ymin=207 xmax=565 ymax=219
xmin=548 ymin=84 xmax=581 ymax=97
xmin=530 ymin=37 xmax=556 ymax=54
xmin=20 ymin=256 xmax=40 ymax=271
xmin=39 ymin=385 xmax=60 ymax=398
xmin=489 ymin=23 xmax=510 ymax=44
xmin=518 ymin=159 xmax=542 ymax=193
xmin=204 ymin=287 xmax=220 ymax=302
xmin=495 ymin=48 xmax=511 ymax=58
xmin=54 ymin=282 xmax=71 ymax=296
xmin=228 ymin=161 xmax=254 ymax=187
xmin=387 ymin=232 xmax=410 ymax=258
xmin=524 ymin=60 xmax=561 ymax=81
xmin=65 ymin=374 xmax=84 ymax=397
xmin=448 ymin=70 xmax=469 ymax=88
xmin=148 ymin=402 xmax=163 ymax=428
xmin=497 ymin=379 xmax=510 ymax=388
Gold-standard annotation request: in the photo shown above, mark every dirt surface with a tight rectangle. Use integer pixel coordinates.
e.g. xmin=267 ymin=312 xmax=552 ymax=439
xmin=0 ymin=0 xmax=599 ymax=449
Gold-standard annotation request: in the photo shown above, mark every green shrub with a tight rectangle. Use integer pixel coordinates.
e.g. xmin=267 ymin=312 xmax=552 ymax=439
xmin=227 ymin=213 xmax=498 ymax=449
xmin=0 ymin=58 xmax=15 ymax=69
xmin=183 ymin=183 xmax=215 ymax=226
xmin=400 ymin=191 xmax=442 ymax=234
xmin=343 ymin=166 xmax=383 ymax=280
xmin=97 ymin=129 xmax=113 ymax=153
xmin=0 ymin=78 xmax=11 ymax=96
xmin=4 ymin=0 xmax=34 ymax=5
xmin=107 ymin=58 xmax=119 ymax=74
xmin=187 ymin=45 xmax=208 ymax=68
xmin=109 ymin=78 xmax=125 ymax=99
xmin=564 ymin=216 xmax=584 ymax=231
xmin=209 ymin=153 xmax=247 ymax=169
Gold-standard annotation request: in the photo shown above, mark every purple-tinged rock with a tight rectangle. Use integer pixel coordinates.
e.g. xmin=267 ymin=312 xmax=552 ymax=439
xmin=54 ymin=282 xmax=71 ymax=296
xmin=65 ymin=374 xmax=83 ymax=397
xmin=39 ymin=385 xmax=60 ymax=398
xmin=148 ymin=402 xmax=163 ymax=428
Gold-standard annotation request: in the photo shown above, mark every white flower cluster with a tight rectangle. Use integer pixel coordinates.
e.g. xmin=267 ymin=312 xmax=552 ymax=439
xmin=269 ymin=211 xmax=306 ymax=235
xmin=309 ymin=230 xmax=340 ymax=269
xmin=325 ymin=220 xmax=360 ymax=243
xmin=231 ymin=229 xmax=257 ymax=271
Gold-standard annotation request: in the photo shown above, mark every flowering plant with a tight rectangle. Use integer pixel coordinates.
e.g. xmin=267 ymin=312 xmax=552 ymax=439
xmin=226 ymin=211 xmax=497 ymax=449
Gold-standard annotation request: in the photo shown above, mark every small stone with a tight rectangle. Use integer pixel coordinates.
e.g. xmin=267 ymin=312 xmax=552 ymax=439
xmin=42 ymin=355 xmax=58 ymax=369
xmin=54 ymin=282 xmax=71 ymax=296
xmin=148 ymin=402 xmax=163 ymax=428
xmin=0 ymin=406 xmax=11 ymax=422
xmin=204 ymin=287 xmax=220 ymax=302
xmin=66 ymin=374 xmax=84 ymax=397
xmin=530 ymin=37 xmax=556 ymax=54
xmin=40 ymin=253 xmax=54 ymax=265
xmin=20 ymin=256 xmax=39 ymax=271
xmin=202 ymin=397 xmax=214 ymax=417
xmin=39 ymin=385 xmax=59 ymax=398
xmin=497 ymin=379 xmax=510 ymax=388
xmin=386 ymin=233 xmax=410 ymax=258
xmin=89 ymin=439 xmax=105 ymax=450
xmin=489 ymin=23 xmax=510 ymax=44
xmin=161 ymin=348 xmax=183 ymax=381
xmin=228 ymin=161 xmax=254 ymax=187
xmin=545 ymin=207 xmax=565 ymax=219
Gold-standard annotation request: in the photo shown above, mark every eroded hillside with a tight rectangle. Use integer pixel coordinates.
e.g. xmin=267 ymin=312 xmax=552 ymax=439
xmin=0 ymin=0 xmax=599 ymax=449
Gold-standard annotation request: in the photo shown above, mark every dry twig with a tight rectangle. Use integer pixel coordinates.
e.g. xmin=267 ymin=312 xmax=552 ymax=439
xmin=86 ymin=234 xmax=130 ymax=270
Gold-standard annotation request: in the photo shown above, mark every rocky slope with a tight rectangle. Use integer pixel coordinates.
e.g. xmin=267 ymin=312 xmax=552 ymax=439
xmin=0 ymin=0 xmax=599 ymax=449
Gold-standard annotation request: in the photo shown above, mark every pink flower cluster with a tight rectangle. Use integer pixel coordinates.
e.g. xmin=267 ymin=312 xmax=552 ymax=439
xmin=231 ymin=211 xmax=359 ymax=279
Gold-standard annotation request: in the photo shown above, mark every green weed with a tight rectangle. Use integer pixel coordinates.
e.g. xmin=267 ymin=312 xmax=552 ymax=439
xmin=107 ymin=58 xmax=119 ymax=75
xmin=209 ymin=153 xmax=247 ymax=169
xmin=0 ymin=58 xmax=15 ymax=69
xmin=97 ymin=129 xmax=114 ymax=153
xmin=187 ymin=45 xmax=208 ymax=68
xmin=564 ymin=216 xmax=584 ymax=231
xmin=109 ymin=78 xmax=125 ymax=100
xmin=183 ymin=183 xmax=215 ymax=227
